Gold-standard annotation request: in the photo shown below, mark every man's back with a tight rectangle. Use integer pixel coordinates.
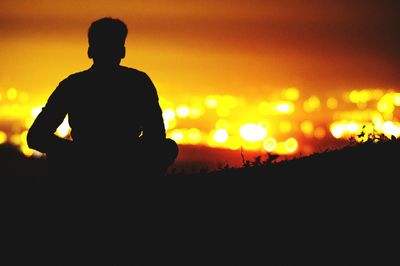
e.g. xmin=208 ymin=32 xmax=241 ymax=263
xmin=61 ymin=65 xmax=165 ymax=150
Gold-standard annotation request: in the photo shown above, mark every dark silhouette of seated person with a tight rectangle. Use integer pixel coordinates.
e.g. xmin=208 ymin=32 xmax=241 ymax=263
xmin=27 ymin=17 xmax=178 ymax=179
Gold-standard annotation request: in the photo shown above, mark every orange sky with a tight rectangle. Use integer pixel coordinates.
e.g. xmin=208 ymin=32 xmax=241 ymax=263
xmin=1 ymin=0 xmax=400 ymax=104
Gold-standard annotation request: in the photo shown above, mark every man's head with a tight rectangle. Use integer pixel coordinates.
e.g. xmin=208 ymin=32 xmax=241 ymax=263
xmin=87 ymin=17 xmax=128 ymax=67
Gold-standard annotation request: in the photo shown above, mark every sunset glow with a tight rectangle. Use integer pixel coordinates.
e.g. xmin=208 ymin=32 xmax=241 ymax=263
xmin=1 ymin=0 xmax=400 ymax=168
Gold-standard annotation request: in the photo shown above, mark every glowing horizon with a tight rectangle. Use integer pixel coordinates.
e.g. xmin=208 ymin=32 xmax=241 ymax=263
xmin=1 ymin=85 xmax=399 ymax=159
xmin=1 ymin=0 xmax=400 ymax=164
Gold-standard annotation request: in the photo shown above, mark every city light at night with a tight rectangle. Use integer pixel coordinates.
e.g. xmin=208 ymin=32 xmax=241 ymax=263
xmin=1 ymin=86 xmax=399 ymax=160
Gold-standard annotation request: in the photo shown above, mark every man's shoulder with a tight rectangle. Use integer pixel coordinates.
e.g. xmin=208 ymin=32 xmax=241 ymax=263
xmin=65 ymin=69 xmax=92 ymax=81
xmin=57 ymin=66 xmax=150 ymax=86
xmin=63 ymin=66 xmax=148 ymax=78
xmin=57 ymin=69 xmax=91 ymax=86
xmin=118 ymin=65 xmax=149 ymax=78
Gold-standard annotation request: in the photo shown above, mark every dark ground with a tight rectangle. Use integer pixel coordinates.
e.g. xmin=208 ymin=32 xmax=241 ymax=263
xmin=1 ymin=140 xmax=399 ymax=264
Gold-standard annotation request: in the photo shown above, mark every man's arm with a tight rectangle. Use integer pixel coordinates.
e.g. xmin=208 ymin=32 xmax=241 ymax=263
xmin=141 ymin=73 xmax=166 ymax=142
xmin=27 ymin=79 xmax=72 ymax=154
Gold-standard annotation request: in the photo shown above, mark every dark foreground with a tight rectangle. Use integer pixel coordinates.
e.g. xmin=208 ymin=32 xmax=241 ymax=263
xmin=2 ymin=140 xmax=400 ymax=264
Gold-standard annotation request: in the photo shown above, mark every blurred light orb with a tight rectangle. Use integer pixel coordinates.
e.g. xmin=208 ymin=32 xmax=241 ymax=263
xmin=284 ymin=137 xmax=298 ymax=153
xmin=176 ymin=105 xmax=190 ymax=118
xmin=7 ymin=88 xmax=18 ymax=101
xmin=171 ymin=130 xmax=184 ymax=143
xmin=263 ymin=137 xmax=277 ymax=152
xmin=330 ymin=123 xmax=345 ymax=139
xmin=213 ymin=129 xmax=229 ymax=143
xmin=163 ymin=108 xmax=175 ymax=121
xmin=239 ymin=123 xmax=267 ymax=142
xmin=0 ymin=131 xmax=7 ymax=144
xmin=382 ymin=121 xmax=400 ymax=138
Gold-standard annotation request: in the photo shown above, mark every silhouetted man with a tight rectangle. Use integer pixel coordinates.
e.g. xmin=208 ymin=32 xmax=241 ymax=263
xmin=27 ymin=17 xmax=178 ymax=181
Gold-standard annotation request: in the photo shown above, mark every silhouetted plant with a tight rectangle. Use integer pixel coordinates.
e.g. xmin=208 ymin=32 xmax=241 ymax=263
xmin=223 ymin=163 xmax=230 ymax=170
xmin=217 ymin=162 xmax=231 ymax=170
xmin=348 ymin=136 xmax=357 ymax=146
xmin=241 ymin=147 xmax=251 ymax=168
xmin=243 ymin=160 xmax=251 ymax=168
xmin=251 ymin=156 xmax=263 ymax=167
xmin=265 ymin=152 xmax=279 ymax=164
xmin=355 ymin=124 xmax=397 ymax=144
xmin=240 ymin=149 xmax=280 ymax=168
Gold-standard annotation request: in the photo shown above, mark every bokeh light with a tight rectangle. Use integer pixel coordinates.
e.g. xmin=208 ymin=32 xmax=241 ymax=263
xmin=0 ymin=85 xmax=399 ymax=160
xmin=239 ymin=123 xmax=267 ymax=142
xmin=213 ymin=129 xmax=229 ymax=144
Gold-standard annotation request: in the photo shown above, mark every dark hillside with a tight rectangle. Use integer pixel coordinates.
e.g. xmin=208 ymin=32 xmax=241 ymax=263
xmin=1 ymin=139 xmax=399 ymax=263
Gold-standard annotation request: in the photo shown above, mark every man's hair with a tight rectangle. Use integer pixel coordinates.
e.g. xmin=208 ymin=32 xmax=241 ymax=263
xmin=88 ymin=17 xmax=128 ymax=47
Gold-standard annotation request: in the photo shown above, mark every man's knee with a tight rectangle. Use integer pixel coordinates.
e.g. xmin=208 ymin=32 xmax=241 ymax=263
xmin=139 ymin=138 xmax=178 ymax=173
xmin=164 ymin=138 xmax=179 ymax=164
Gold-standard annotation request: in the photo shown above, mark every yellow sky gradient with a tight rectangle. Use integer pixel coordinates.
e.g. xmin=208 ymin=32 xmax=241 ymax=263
xmin=1 ymin=0 xmax=400 ymax=105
